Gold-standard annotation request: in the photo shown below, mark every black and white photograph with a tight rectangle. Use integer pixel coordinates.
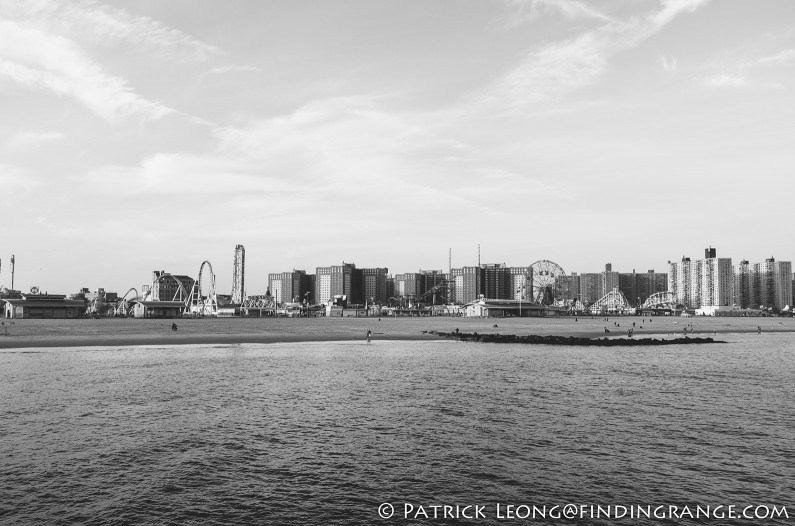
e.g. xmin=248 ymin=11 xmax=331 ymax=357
xmin=1 ymin=1 xmax=793 ymax=524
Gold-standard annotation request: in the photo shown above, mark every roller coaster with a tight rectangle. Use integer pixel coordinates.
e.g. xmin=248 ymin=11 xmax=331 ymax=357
xmin=588 ymin=289 xmax=631 ymax=315
xmin=640 ymin=291 xmax=680 ymax=314
xmin=111 ymin=261 xmax=222 ymax=317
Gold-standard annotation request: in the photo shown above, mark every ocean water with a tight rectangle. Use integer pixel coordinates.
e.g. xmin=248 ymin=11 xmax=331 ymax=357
xmin=1 ymin=334 xmax=794 ymax=525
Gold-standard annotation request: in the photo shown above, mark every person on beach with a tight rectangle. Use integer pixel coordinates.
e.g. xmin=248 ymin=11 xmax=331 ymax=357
xmin=172 ymin=323 xmax=178 ymax=332
xmin=366 ymin=330 xmax=372 ymax=342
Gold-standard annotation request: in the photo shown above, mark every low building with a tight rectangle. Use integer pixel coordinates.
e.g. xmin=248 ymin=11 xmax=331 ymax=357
xmin=131 ymin=300 xmax=185 ymax=318
xmin=218 ymin=304 xmax=243 ymax=317
xmin=461 ymin=298 xmax=545 ymax=317
xmin=2 ymin=293 xmax=86 ymax=319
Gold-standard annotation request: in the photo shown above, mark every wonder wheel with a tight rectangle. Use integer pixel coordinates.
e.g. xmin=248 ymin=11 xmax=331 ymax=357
xmin=529 ymin=260 xmax=566 ymax=305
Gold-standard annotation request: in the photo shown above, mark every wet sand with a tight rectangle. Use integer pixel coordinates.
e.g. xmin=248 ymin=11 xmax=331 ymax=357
xmin=0 ymin=315 xmax=792 ymax=349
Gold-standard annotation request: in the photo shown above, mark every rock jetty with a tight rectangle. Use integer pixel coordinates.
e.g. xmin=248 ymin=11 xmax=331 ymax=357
xmin=430 ymin=331 xmax=724 ymax=346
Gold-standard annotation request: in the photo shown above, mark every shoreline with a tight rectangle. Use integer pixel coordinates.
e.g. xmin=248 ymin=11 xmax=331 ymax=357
xmin=0 ymin=330 xmax=788 ymax=350
xmin=0 ymin=316 xmax=792 ymax=350
xmin=0 ymin=332 xmax=441 ymax=350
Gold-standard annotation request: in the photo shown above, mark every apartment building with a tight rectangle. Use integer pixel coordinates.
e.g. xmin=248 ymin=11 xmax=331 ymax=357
xmin=668 ymin=248 xmax=732 ymax=311
xmin=268 ymin=269 xmax=313 ymax=304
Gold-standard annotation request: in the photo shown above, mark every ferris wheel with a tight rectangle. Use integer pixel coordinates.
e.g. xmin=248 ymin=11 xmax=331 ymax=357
xmin=190 ymin=261 xmax=218 ymax=316
xmin=529 ymin=260 xmax=566 ymax=305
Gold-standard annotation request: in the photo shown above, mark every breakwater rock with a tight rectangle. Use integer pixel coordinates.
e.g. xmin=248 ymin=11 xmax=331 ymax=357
xmin=429 ymin=331 xmax=724 ymax=346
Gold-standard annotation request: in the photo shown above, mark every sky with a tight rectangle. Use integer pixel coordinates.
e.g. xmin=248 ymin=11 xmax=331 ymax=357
xmin=1 ymin=0 xmax=794 ymax=295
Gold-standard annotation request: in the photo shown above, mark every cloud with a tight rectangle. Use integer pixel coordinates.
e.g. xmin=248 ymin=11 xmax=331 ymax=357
xmin=705 ymin=75 xmax=747 ymax=87
xmin=208 ymin=65 xmax=261 ymax=75
xmin=648 ymin=0 xmax=708 ymax=27
xmin=480 ymin=0 xmax=710 ymax=112
xmin=704 ymin=74 xmax=783 ymax=90
xmin=662 ymin=55 xmax=678 ymax=73
xmin=0 ymin=20 xmax=174 ymax=122
xmin=758 ymin=49 xmax=795 ymax=65
xmin=6 ymin=131 xmax=64 ymax=150
xmin=493 ymin=32 xmax=608 ymax=105
xmin=73 ymin=96 xmax=569 ymax=233
xmin=0 ymin=165 xmax=40 ymax=192
xmin=0 ymin=0 xmax=220 ymax=62
xmin=504 ymin=0 xmax=612 ymax=26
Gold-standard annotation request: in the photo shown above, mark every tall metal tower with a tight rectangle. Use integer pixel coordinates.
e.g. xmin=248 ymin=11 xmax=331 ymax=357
xmin=232 ymin=244 xmax=245 ymax=304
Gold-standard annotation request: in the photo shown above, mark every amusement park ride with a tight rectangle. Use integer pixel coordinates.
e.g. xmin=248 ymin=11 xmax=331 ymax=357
xmin=110 ymin=261 xmax=225 ymax=317
xmin=102 ymin=257 xmax=680 ymax=317
xmin=108 ymin=251 xmax=273 ymax=317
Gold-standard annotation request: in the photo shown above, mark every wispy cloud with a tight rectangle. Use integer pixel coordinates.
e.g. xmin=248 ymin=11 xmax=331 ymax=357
xmin=0 ymin=165 xmax=40 ymax=192
xmin=207 ymin=65 xmax=261 ymax=75
xmin=704 ymin=74 xmax=783 ymax=90
xmin=0 ymin=0 xmax=222 ymax=123
xmin=73 ymin=96 xmax=568 ymax=233
xmin=0 ymin=0 xmax=220 ymax=62
xmin=705 ymin=74 xmax=747 ymax=87
xmin=6 ymin=131 xmax=64 ymax=150
xmin=0 ymin=20 xmax=174 ymax=122
xmin=491 ymin=31 xmax=608 ymax=106
xmin=504 ymin=0 xmax=612 ymax=27
xmin=758 ymin=49 xmax=795 ymax=65
xmin=662 ymin=55 xmax=678 ymax=73
xmin=482 ymin=0 xmax=710 ymax=111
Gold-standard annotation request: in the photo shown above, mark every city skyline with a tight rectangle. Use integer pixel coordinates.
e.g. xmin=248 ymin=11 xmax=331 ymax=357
xmin=1 ymin=243 xmax=792 ymax=303
xmin=2 ymin=1 xmax=794 ymax=294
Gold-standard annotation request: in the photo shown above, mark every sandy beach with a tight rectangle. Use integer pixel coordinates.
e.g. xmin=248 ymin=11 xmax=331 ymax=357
xmin=1 ymin=315 xmax=793 ymax=349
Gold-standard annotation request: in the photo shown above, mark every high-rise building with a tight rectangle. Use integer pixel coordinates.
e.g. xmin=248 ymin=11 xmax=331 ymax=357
xmin=602 ymin=263 xmax=619 ymax=297
xmin=315 ymin=263 xmax=357 ymax=305
xmin=619 ymin=271 xmax=638 ymax=307
xmin=482 ymin=263 xmax=511 ymax=300
xmin=751 ymin=257 xmax=792 ymax=310
xmin=268 ymin=270 xmax=313 ymax=304
xmin=668 ymin=249 xmax=732 ymax=310
xmin=394 ymin=273 xmax=422 ymax=297
xmin=620 ymin=270 xmax=667 ymax=307
xmin=459 ymin=266 xmax=484 ymax=304
xmin=362 ymin=267 xmax=388 ymax=304
xmin=510 ymin=266 xmax=533 ymax=301
xmin=579 ymin=273 xmax=601 ymax=305
xmin=450 ymin=268 xmax=463 ymax=304
xmin=419 ymin=270 xmax=448 ymax=304
xmin=668 ymin=257 xmax=693 ymax=308
xmin=557 ymin=272 xmax=579 ymax=302
xmin=700 ymin=255 xmax=733 ymax=308
xmin=733 ymin=260 xmax=753 ymax=309
xmin=641 ymin=270 xmax=667 ymax=302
